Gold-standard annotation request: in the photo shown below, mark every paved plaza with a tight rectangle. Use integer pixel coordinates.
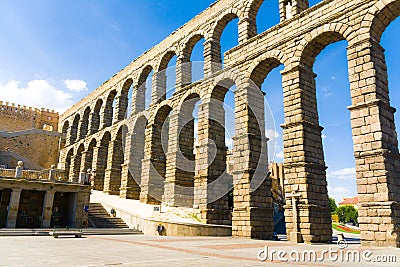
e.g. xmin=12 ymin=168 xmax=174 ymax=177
xmin=0 ymin=234 xmax=398 ymax=266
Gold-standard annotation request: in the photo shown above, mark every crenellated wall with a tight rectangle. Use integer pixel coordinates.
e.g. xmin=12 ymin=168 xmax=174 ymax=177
xmin=0 ymin=101 xmax=59 ymax=132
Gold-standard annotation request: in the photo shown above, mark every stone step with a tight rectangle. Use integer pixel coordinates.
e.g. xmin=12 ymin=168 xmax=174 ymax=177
xmin=88 ymin=202 xmax=129 ymax=229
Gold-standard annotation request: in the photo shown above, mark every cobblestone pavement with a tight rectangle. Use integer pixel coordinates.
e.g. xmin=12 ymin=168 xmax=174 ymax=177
xmin=0 ymin=235 xmax=398 ymax=266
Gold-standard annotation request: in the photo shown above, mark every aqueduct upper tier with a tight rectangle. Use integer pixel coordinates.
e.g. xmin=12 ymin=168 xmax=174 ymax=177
xmin=59 ymin=0 xmax=400 ymax=247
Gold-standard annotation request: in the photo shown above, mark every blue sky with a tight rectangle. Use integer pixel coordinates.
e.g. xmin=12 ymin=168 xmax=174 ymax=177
xmin=0 ymin=0 xmax=399 ymax=203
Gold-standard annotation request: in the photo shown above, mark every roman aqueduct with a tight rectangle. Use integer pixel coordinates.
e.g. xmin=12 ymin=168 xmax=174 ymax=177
xmin=58 ymin=0 xmax=400 ymax=247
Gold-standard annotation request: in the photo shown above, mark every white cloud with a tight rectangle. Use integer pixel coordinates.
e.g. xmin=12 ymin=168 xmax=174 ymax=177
xmin=266 ymin=129 xmax=279 ymax=140
xmin=0 ymin=80 xmax=74 ymax=113
xmin=276 ymin=150 xmax=284 ymax=159
xmin=324 ymin=93 xmax=334 ymax=98
xmin=63 ymin=79 xmax=88 ymax=92
xmin=328 ymin=185 xmax=351 ymax=203
xmin=331 ymin=76 xmax=336 ymax=80
xmin=327 ymin=167 xmax=356 ymax=180
xmin=322 ymin=134 xmax=327 ymax=140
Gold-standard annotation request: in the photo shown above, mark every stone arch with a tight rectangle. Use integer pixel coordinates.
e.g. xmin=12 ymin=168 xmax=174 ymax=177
xmin=282 ymin=23 xmax=359 ymax=243
xmin=211 ymin=10 xmax=240 ymax=41
xmin=79 ymin=107 xmax=91 ymax=139
xmin=149 ymin=104 xmax=173 ymax=203
xmin=64 ymin=148 xmax=74 ymax=181
xmin=84 ymin=138 xmax=97 ymax=174
xmin=71 ymin=143 xmax=85 ymax=183
xmin=164 ymin=93 xmax=202 ymax=207
xmin=90 ymin=99 xmax=103 ymax=135
xmin=62 ymin=121 xmax=69 ymax=136
xmin=178 ymin=87 xmax=206 ymax=107
xmin=104 ymin=125 xmax=127 ymax=195
xmin=102 ymin=89 xmax=118 ymax=128
xmin=132 ymin=65 xmax=153 ymax=114
xmin=61 ymin=121 xmax=69 ymax=149
xmin=295 ymin=23 xmax=358 ymax=68
xmin=362 ymin=0 xmax=400 ymax=42
xmin=210 ymin=10 xmax=240 ymax=69
xmin=182 ymin=33 xmax=207 ymax=61
xmin=248 ymin=50 xmax=288 ymax=88
xmin=69 ymin=114 xmax=80 ymax=144
xmin=116 ymin=78 xmax=134 ymax=121
xmin=180 ymin=33 xmax=206 ymax=84
xmin=122 ymin=115 xmax=148 ymax=199
xmin=158 ymin=51 xmax=177 ymax=72
xmin=93 ymin=131 xmax=111 ymax=191
xmin=244 ymin=0 xmax=267 ymax=38
xmin=210 ymin=69 xmax=245 ymax=96
xmin=193 ymin=78 xmax=236 ymax=224
xmin=156 ymin=50 xmax=178 ymax=102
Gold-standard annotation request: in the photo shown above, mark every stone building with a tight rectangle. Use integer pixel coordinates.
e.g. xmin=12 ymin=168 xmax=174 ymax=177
xmin=58 ymin=0 xmax=400 ymax=247
xmin=0 ymin=165 xmax=90 ymax=228
xmin=0 ymin=102 xmax=60 ymax=169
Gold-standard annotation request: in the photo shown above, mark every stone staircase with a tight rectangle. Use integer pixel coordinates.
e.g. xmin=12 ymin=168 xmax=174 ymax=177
xmin=88 ymin=203 xmax=129 ymax=229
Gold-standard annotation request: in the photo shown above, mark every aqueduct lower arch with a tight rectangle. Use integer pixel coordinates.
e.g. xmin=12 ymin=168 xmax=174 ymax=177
xmin=58 ymin=0 xmax=400 ymax=247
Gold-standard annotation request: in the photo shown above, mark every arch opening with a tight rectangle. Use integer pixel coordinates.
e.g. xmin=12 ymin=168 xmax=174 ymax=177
xmin=70 ymin=114 xmax=80 ymax=144
xmin=183 ymin=35 xmax=205 ymax=84
xmin=150 ymin=105 xmax=172 ymax=204
xmin=79 ymin=107 xmax=91 ymax=139
xmin=255 ymin=0 xmax=280 ymax=34
xmin=119 ymin=78 xmax=134 ymax=119
xmin=126 ymin=116 xmax=148 ymax=199
xmin=159 ymin=51 xmax=178 ymax=100
xmin=215 ymin=14 xmax=239 ymax=68
xmin=103 ymin=90 xmax=117 ymax=128
xmin=90 ymin=99 xmax=103 ymax=134
xmin=250 ymin=57 xmax=285 ymax=234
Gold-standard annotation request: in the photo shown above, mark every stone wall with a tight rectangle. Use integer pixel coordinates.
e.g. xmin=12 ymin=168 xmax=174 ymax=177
xmin=0 ymin=101 xmax=59 ymax=132
xmin=59 ymin=0 xmax=400 ymax=247
xmin=0 ymin=130 xmax=61 ymax=169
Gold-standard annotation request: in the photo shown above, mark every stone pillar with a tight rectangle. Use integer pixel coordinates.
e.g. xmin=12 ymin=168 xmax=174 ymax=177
xmin=131 ymin=85 xmax=146 ymax=115
xmin=6 ymin=188 xmax=21 ymax=228
xmin=75 ymin=190 xmax=90 ymax=228
xmin=347 ymin=39 xmax=400 ymax=247
xmin=68 ymin=155 xmax=77 ymax=182
xmin=79 ymin=151 xmax=90 ymax=173
xmin=120 ymin=162 xmax=141 ymax=199
xmin=204 ymin=40 xmax=221 ymax=77
xmin=92 ymin=145 xmax=108 ymax=191
xmin=281 ymin=65 xmax=332 ymax=243
xmin=176 ymin=56 xmax=192 ymax=91
xmin=237 ymin=18 xmax=255 ymax=44
xmin=41 ymin=190 xmax=55 ymax=228
xmin=152 ymin=71 xmax=167 ymax=104
xmin=194 ymin=100 xmax=231 ymax=225
xmin=89 ymin=112 xmax=101 ymax=135
xmin=279 ymin=0 xmax=309 ymax=22
xmin=140 ymin=125 xmax=165 ymax=205
xmin=164 ymin=111 xmax=195 ymax=207
xmin=115 ymin=94 xmax=129 ymax=122
xmin=103 ymin=140 xmax=123 ymax=195
xmin=66 ymin=126 xmax=73 ymax=146
xmin=231 ymin=85 xmax=273 ymax=239
xmin=100 ymin=103 xmax=113 ymax=129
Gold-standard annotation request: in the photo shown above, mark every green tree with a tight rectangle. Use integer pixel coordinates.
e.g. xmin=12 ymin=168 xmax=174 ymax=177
xmin=329 ymin=197 xmax=338 ymax=214
xmin=336 ymin=205 xmax=358 ymax=225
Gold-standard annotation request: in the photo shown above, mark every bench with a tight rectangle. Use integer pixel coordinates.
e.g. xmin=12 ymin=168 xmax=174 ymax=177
xmin=50 ymin=228 xmax=83 ymax=238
